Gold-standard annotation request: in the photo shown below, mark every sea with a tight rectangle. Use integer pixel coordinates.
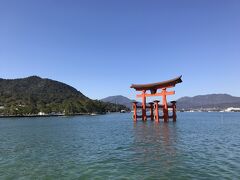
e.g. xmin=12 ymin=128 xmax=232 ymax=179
xmin=0 ymin=112 xmax=240 ymax=179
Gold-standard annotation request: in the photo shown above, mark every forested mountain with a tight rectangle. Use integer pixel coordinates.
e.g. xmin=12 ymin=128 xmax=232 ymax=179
xmin=0 ymin=76 xmax=129 ymax=116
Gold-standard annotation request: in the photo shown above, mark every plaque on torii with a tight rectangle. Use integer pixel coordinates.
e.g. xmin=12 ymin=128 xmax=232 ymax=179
xmin=130 ymin=76 xmax=182 ymax=122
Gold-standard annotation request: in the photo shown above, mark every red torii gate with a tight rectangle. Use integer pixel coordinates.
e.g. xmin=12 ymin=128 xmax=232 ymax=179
xmin=130 ymin=76 xmax=182 ymax=122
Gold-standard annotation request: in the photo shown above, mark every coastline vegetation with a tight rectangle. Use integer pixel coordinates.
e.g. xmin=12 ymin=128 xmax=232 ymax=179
xmin=0 ymin=76 xmax=129 ymax=116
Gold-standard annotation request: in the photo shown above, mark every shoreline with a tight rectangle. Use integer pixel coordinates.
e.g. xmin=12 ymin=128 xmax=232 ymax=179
xmin=0 ymin=113 xmax=104 ymax=118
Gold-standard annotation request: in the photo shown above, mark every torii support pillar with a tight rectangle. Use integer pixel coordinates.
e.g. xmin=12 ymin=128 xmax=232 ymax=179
xmin=141 ymin=90 xmax=147 ymax=121
xmin=149 ymin=102 xmax=154 ymax=121
xmin=132 ymin=102 xmax=138 ymax=121
xmin=171 ymin=101 xmax=177 ymax=121
xmin=162 ymin=88 xmax=169 ymax=122
xmin=154 ymin=100 xmax=160 ymax=122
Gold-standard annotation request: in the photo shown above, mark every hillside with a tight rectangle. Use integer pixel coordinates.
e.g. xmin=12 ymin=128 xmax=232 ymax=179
xmin=101 ymin=95 xmax=135 ymax=109
xmin=0 ymin=76 xmax=129 ymax=116
xmin=177 ymin=94 xmax=240 ymax=109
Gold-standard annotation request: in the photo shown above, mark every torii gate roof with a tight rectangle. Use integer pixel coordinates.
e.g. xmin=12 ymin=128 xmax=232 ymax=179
xmin=130 ymin=76 xmax=182 ymax=92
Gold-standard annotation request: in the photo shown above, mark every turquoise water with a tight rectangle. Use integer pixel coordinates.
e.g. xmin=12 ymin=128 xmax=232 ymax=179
xmin=0 ymin=112 xmax=240 ymax=179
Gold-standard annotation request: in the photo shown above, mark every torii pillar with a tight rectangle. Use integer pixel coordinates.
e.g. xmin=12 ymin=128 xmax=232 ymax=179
xmin=162 ymin=88 xmax=169 ymax=122
xmin=141 ymin=90 xmax=147 ymax=121
xmin=171 ymin=101 xmax=177 ymax=121
xmin=149 ymin=102 xmax=154 ymax=120
xmin=154 ymin=100 xmax=160 ymax=122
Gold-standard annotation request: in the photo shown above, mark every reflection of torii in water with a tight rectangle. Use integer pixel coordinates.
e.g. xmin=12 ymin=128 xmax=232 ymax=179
xmin=132 ymin=122 xmax=178 ymax=168
xmin=130 ymin=76 xmax=182 ymax=122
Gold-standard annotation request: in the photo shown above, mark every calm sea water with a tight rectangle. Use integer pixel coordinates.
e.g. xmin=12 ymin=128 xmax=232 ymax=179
xmin=0 ymin=112 xmax=240 ymax=179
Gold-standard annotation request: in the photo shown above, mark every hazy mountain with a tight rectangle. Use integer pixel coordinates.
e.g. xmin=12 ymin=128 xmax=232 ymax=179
xmin=0 ymin=76 xmax=129 ymax=116
xmin=101 ymin=95 xmax=135 ymax=109
xmin=177 ymin=94 xmax=240 ymax=109
xmin=101 ymin=94 xmax=240 ymax=110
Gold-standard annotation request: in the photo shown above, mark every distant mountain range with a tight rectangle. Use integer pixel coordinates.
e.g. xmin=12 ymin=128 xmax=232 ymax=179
xmin=177 ymin=94 xmax=240 ymax=109
xmin=101 ymin=95 xmax=135 ymax=109
xmin=101 ymin=94 xmax=240 ymax=110
xmin=0 ymin=76 xmax=129 ymax=116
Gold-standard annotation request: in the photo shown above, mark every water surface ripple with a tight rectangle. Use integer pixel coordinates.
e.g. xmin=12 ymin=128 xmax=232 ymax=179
xmin=0 ymin=112 xmax=240 ymax=179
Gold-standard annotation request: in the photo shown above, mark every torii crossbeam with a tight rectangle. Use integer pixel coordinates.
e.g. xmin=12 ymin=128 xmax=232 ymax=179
xmin=130 ymin=76 xmax=182 ymax=122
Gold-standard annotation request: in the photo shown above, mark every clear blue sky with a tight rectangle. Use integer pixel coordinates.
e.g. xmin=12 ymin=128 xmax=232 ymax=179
xmin=0 ymin=0 xmax=240 ymax=100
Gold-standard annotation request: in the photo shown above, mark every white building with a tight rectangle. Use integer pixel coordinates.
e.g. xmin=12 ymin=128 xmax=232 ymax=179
xmin=38 ymin=112 xmax=46 ymax=116
xmin=225 ymin=107 xmax=240 ymax=112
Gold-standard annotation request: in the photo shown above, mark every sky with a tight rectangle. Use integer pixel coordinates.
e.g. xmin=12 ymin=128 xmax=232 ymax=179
xmin=0 ymin=0 xmax=240 ymax=100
